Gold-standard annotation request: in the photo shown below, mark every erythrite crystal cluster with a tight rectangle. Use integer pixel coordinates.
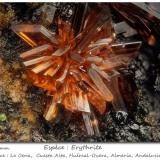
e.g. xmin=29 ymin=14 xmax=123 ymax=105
xmin=12 ymin=4 xmax=141 ymax=136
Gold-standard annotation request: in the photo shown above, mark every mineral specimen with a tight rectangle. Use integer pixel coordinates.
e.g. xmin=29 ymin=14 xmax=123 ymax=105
xmin=12 ymin=4 xmax=141 ymax=136
xmin=112 ymin=3 xmax=160 ymax=46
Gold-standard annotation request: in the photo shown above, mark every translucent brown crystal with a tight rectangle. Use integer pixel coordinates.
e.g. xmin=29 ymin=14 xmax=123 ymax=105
xmin=12 ymin=4 xmax=141 ymax=136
